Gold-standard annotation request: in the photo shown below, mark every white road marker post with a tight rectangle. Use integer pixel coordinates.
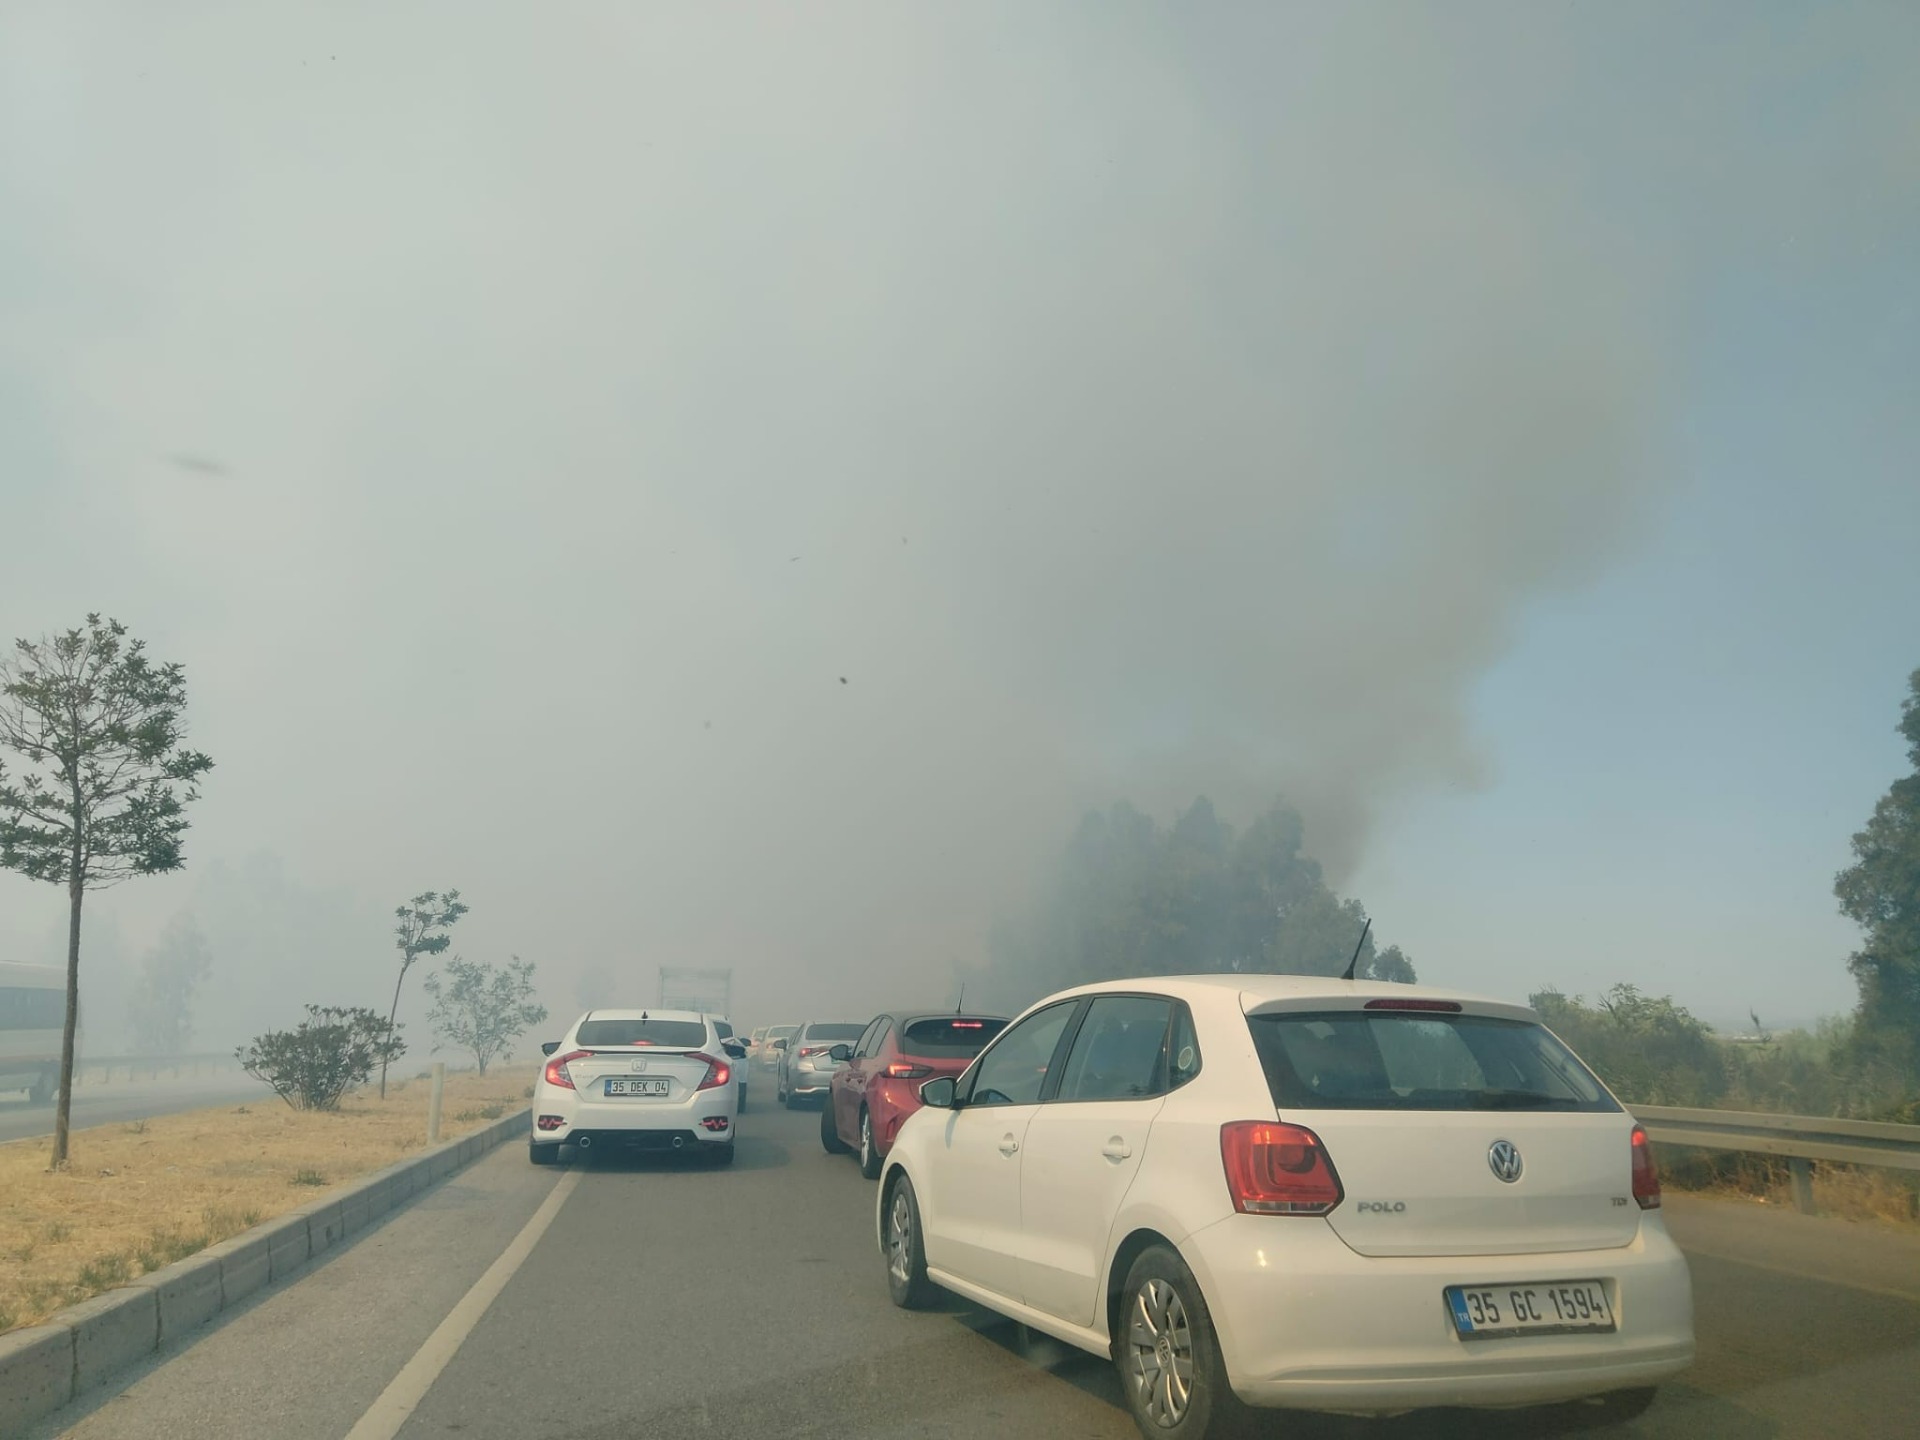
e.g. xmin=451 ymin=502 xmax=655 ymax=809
xmin=427 ymin=1062 xmax=445 ymax=1144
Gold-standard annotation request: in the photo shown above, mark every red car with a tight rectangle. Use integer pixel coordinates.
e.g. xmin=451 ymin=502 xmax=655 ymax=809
xmin=821 ymin=1011 xmax=1009 ymax=1177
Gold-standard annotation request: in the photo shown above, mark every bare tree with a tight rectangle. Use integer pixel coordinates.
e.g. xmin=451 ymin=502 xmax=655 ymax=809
xmin=382 ymin=889 xmax=468 ymax=1097
xmin=0 ymin=616 xmax=214 ymax=1167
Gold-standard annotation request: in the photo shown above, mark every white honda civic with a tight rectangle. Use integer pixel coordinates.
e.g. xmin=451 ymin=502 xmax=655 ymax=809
xmin=530 ymin=1009 xmax=739 ymax=1166
xmin=877 ymin=976 xmax=1694 ymax=1438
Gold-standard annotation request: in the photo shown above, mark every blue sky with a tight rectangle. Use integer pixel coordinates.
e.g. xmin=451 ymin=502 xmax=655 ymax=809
xmin=1356 ymin=250 xmax=1920 ymax=1028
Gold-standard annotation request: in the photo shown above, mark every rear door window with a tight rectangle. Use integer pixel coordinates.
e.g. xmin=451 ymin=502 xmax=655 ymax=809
xmin=1054 ymin=996 xmax=1172 ymax=1102
xmin=1248 ymin=1011 xmax=1618 ymax=1112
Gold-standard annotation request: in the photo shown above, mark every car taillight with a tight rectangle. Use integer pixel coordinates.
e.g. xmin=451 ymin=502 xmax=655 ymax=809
xmin=693 ymin=1053 xmax=732 ymax=1091
xmin=886 ymin=1062 xmax=933 ymax=1079
xmin=544 ymin=1050 xmax=590 ymax=1090
xmin=1220 ymin=1121 xmax=1343 ymax=1216
xmin=1631 ymin=1125 xmax=1661 ymax=1209
xmin=799 ymin=1045 xmax=828 ymax=1057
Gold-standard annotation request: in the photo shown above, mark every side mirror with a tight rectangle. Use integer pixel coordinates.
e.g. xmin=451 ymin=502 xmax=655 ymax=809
xmin=919 ymin=1076 xmax=958 ymax=1110
xmin=772 ymin=1038 xmax=788 ymax=1051
xmin=722 ymin=1040 xmax=747 ymax=1059
xmin=540 ymin=1041 xmax=560 ymax=1057
xmin=828 ymin=1044 xmax=853 ymax=1062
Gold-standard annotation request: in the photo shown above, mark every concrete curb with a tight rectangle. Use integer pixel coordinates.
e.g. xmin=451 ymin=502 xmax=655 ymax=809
xmin=0 ymin=1108 xmax=530 ymax=1433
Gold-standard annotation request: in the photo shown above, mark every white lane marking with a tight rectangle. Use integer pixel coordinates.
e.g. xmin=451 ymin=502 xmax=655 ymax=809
xmin=345 ymin=1167 xmax=582 ymax=1440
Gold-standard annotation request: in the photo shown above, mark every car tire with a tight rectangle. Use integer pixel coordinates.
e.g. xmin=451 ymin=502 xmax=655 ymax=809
xmin=883 ymin=1174 xmax=939 ymax=1310
xmin=1115 ymin=1245 xmax=1254 ymax=1440
xmin=858 ymin=1107 xmax=884 ymax=1179
xmin=738 ymin=1085 xmax=747 ymax=1114
xmin=782 ymin=1078 xmax=800 ymax=1109
xmin=821 ymin=1100 xmax=852 ymax=1155
xmin=528 ymin=1141 xmax=560 ymax=1166
xmin=708 ymin=1141 xmax=736 ymax=1167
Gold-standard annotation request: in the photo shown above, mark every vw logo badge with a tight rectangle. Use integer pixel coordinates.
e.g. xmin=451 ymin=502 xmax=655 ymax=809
xmin=629 ymin=1059 xmax=648 ymax=1073
xmin=1488 ymin=1139 xmax=1523 ymax=1183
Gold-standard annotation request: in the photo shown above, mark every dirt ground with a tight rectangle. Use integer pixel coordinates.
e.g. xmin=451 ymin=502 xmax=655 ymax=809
xmin=0 ymin=1070 xmax=529 ymax=1333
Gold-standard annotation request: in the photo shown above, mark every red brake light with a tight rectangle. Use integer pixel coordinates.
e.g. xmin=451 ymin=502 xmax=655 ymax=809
xmin=1631 ymin=1125 xmax=1661 ymax=1209
xmin=544 ymin=1049 xmax=590 ymax=1090
xmin=886 ymin=1062 xmax=933 ymax=1079
xmin=1362 ymin=998 xmax=1462 ymax=1012
xmin=1221 ymin=1121 xmax=1344 ymax=1215
xmin=693 ymin=1053 xmax=732 ymax=1091
xmin=799 ymin=1045 xmax=827 ymax=1057
xmin=951 ymin=1020 xmax=983 ymax=1028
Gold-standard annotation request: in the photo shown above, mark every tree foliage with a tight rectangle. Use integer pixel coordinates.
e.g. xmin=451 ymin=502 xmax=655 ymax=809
xmin=237 ymin=1005 xmax=405 ymax=1111
xmin=127 ymin=911 xmax=213 ymax=1056
xmin=0 ymin=615 xmax=214 ymax=1166
xmin=1530 ymin=985 xmax=1726 ymax=1107
xmin=380 ymin=888 xmax=468 ymax=1098
xmin=1833 ymin=667 xmax=1920 ymax=1096
xmin=424 ymin=955 xmax=548 ymax=1075
xmin=984 ymin=796 xmax=1414 ymax=1008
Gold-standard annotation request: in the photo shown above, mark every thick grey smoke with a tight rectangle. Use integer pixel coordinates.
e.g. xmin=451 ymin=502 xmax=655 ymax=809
xmin=2 ymin=4 xmax=1913 ymax=1034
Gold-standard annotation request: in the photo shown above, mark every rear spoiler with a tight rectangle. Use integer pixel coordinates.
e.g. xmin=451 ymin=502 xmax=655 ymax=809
xmin=1242 ymin=992 xmax=1539 ymax=1025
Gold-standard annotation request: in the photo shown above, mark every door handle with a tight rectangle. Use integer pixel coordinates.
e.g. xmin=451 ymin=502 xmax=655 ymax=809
xmin=1102 ymin=1137 xmax=1132 ymax=1161
xmin=998 ymin=1134 xmax=1020 ymax=1157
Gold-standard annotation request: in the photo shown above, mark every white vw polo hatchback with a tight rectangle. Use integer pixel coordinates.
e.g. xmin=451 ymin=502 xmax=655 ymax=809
xmin=878 ymin=976 xmax=1693 ymax=1438
xmin=530 ymin=1009 xmax=739 ymax=1166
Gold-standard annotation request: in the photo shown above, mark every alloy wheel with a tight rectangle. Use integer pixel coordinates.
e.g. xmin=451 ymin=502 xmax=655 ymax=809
xmin=887 ymin=1187 xmax=914 ymax=1287
xmin=1124 ymin=1277 xmax=1195 ymax=1429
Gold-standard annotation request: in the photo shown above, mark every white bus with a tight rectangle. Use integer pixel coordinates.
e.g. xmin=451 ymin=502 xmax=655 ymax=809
xmin=0 ymin=961 xmax=66 ymax=1104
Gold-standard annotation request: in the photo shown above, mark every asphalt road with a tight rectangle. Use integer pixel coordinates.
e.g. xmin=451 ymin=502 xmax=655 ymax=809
xmin=26 ymin=1101 xmax=1920 ymax=1440
xmin=0 ymin=1075 xmax=262 ymax=1145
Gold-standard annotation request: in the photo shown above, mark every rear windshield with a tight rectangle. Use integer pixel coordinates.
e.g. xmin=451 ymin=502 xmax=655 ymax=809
xmin=802 ymin=1023 xmax=866 ymax=1041
xmin=1248 ymin=1011 xmax=1619 ymax=1113
xmin=902 ymin=1017 xmax=1009 ymax=1058
xmin=576 ymin=1018 xmax=708 ymax=1049
xmin=769 ymin=1025 xmax=799 ymax=1040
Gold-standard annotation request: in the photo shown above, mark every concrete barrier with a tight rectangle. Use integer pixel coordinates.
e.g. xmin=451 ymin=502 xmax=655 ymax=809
xmin=140 ymin=1255 xmax=224 ymax=1343
xmin=0 ymin=1109 xmax=530 ymax=1435
xmin=204 ymin=1231 xmax=272 ymax=1308
xmin=265 ymin=1214 xmax=311 ymax=1282
xmin=0 ymin=1326 xmax=72 ymax=1431
xmin=60 ymin=1288 xmax=159 ymax=1396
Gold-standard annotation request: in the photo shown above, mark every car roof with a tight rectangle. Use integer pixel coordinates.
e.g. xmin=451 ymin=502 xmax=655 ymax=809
xmin=1032 ymin=973 xmax=1536 ymax=1016
xmin=577 ymin=1008 xmax=709 ymax=1025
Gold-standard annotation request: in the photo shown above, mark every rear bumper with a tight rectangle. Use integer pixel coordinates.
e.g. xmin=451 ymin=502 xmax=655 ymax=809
xmin=1182 ymin=1213 xmax=1695 ymax=1412
xmin=786 ymin=1069 xmax=836 ymax=1096
xmin=534 ymin=1081 xmax=735 ymax=1147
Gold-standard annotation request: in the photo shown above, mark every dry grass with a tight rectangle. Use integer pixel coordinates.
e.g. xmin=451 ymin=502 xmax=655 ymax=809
xmin=1658 ymin=1146 xmax=1920 ymax=1228
xmin=0 ymin=1071 xmax=528 ymax=1334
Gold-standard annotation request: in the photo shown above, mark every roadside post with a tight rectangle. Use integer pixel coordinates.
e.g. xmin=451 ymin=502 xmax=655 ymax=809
xmin=427 ymin=1062 xmax=445 ymax=1144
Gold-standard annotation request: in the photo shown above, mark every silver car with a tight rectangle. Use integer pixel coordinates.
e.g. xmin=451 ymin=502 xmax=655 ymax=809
xmin=776 ymin=1020 xmax=866 ymax=1107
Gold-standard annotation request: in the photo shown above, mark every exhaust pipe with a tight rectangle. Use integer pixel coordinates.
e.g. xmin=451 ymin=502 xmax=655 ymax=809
xmin=671 ymin=1136 xmax=685 ymax=1150
xmin=574 ymin=1134 xmax=592 ymax=1149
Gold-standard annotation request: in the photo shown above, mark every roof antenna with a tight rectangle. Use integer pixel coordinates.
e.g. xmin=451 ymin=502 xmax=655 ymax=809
xmin=1340 ymin=917 xmax=1373 ymax=983
xmin=956 ymin=983 xmax=966 ymax=1015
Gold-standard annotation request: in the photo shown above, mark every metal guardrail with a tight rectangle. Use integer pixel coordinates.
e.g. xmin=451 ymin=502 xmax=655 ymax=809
xmin=1633 ymin=1103 xmax=1920 ymax=1214
xmin=72 ymin=1053 xmax=240 ymax=1084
